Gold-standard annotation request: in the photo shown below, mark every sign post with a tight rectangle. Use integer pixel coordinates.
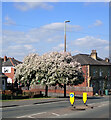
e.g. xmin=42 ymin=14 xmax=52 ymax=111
xmin=83 ymin=92 xmax=87 ymax=106
xmin=70 ymin=93 xmax=75 ymax=107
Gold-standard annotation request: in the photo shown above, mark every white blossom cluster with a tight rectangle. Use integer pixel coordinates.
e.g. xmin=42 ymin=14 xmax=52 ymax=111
xmin=14 ymin=52 xmax=84 ymax=87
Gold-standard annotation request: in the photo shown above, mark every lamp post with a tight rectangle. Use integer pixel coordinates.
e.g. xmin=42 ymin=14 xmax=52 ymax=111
xmin=64 ymin=20 xmax=70 ymax=98
xmin=64 ymin=20 xmax=70 ymax=52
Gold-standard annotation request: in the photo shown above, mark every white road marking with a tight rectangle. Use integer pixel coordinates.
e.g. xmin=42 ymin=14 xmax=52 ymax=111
xmin=16 ymin=112 xmax=47 ymax=118
xmin=52 ymin=112 xmax=60 ymax=116
xmin=98 ymin=103 xmax=109 ymax=108
xmin=18 ymin=104 xmax=31 ymax=107
xmin=16 ymin=116 xmax=27 ymax=118
xmin=30 ymin=112 xmax=47 ymax=116
xmin=3 ymin=104 xmax=32 ymax=109
xmin=27 ymin=116 xmax=35 ymax=118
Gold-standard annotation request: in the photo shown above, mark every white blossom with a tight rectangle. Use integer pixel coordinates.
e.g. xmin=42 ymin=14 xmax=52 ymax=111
xmin=15 ymin=52 xmax=84 ymax=86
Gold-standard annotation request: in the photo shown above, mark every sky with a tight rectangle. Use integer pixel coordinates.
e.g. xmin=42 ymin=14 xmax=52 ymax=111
xmin=2 ymin=2 xmax=109 ymax=61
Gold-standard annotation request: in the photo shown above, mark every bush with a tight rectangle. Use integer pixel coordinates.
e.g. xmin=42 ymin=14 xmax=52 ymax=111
xmin=1 ymin=90 xmax=43 ymax=100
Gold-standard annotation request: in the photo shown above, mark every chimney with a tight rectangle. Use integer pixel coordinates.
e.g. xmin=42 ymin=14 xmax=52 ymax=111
xmin=91 ymin=50 xmax=97 ymax=60
xmin=105 ymin=58 xmax=109 ymax=62
xmin=4 ymin=56 xmax=7 ymax=62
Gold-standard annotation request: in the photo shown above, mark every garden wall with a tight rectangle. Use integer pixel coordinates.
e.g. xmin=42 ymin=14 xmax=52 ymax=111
xmin=30 ymin=85 xmax=93 ymax=96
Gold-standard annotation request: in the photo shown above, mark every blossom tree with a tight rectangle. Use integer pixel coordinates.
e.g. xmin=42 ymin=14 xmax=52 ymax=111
xmin=15 ymin=52 xmax=84 ymax=97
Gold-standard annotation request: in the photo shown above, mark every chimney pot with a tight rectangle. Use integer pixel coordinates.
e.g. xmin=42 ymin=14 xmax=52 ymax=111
xmin=92 ymin=50 xmax=96 ymax=53
xmin=91 ymin=50 xmax=97 ymax=60
xmin=4 ymin=56 xmax=7 ymax=62
xmin=105 ymin=58 xmax=109 ymax=62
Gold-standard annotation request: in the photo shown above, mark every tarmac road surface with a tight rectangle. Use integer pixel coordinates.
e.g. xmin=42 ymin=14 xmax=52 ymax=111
xmin=2 ymin=96 xmax=110 ymax=119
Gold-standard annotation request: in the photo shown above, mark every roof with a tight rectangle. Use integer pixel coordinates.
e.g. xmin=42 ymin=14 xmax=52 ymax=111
xmin=1 ymin=57 xmax=22 ymax=67
xmin=73 ymin=54 xmax=111 ymax=66
xmin=0 ymin=73 xmax=8 ymax=78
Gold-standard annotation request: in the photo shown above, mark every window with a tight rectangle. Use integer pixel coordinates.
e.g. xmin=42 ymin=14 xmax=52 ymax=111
xmin=108 ymin=69 xmax=110 ymax=76
xmin=99 ymin=68 xmax=102 ymax=77
xmin=2 ymin=80 xmax=4 ymax=85
xmin=93 ymin=68 xmax=96 ymax=77
xmin=14 ymin=69 xmax=16 ymax=74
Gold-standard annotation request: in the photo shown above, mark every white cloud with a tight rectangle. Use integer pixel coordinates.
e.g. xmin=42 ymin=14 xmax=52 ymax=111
xmin=8 ymin=44 xmax=36 ymax=52
xmin=3 ymin=22 xmax=82 ymax=44
xmin=74 ymin=36 xmax=108 ymax=48
xmin=89 ymin=20 xmax=103 ymax=28
xmin=47 ymin=36 xmax=63 ymax=42
xmin=53 ymin=43 xmax=65 ymax=51
xmin=58 ymin=43 xmax=64 ymax=48
xmin=14 ymin=2 xmax=53 ymax=11
xmin=94 ymin=20 xmax=103 ymax=26
xmin=4 ymin=15 xmax=16 ymax=25
xmin=2 ymin=22 xmax=63 ymax=59
xmin=3 ymin=44 xmax=36 ymax=60
xmin=104 ymin=46 xmax=109 ymax=51
xmin=3 ymin=30 xmax=40 ymax=44
xmin=71 ymin=50 xmax=81 ymax=55
xmin=2 ymin=22 xmax=82 ymax=60
xmin=42 ymin=22 xmax=82 ymax=32
xmin=24 ymin=44 xmax=34 ymax=50
xmin=71 ymin=36 xmax=109 ymax=59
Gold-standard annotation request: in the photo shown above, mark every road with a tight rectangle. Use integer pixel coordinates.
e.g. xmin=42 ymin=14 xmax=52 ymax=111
xmin=2 ymin=96 xmax=110 ymax=119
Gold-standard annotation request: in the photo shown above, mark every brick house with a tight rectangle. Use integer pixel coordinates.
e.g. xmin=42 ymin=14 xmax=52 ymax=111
xmin=73 ymin=50 xmax=111 ymax=94
xmin=0 ymin=73 xmax=8 ymax=90
xmin=1 ymin=56 xmax=22 ymax=90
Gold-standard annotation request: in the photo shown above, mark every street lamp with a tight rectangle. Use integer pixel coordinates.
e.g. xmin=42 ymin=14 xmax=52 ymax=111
xmin=64 ymin=20 xmax=70 ymax=52
xmin=64 ymin=20 xmax=70 ymax=98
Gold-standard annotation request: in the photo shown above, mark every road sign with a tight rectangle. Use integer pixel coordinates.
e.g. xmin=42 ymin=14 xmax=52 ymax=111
xmin=70 ymin=93 xmax=75 ymax=105
xmin=83 ymin=92 xmax=87 ymax=104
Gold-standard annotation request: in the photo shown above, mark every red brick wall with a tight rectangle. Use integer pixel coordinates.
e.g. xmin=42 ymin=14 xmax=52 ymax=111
xmin=75 ymin=65 xmax=88 ymax=87
xmin=4 ymin=67 xmax=15 ymax=83
xmin=31 ymin=89 xmax=93 ymax=96
xmin=31 ymin=85 xmax=93 ymax=96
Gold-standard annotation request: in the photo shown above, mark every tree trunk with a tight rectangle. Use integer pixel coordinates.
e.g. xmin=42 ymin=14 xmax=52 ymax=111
xmin=45 ymin=85 xmax=48 ymax=97
xmin=64 ymin=84 xmax=66 ymax=98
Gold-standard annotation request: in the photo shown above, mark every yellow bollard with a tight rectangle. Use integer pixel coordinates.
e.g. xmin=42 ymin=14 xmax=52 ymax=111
xmin=83 ymin=92 xmax=87 ymax=104
xmin=70 ymin=93 xmax=75 ymax=105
